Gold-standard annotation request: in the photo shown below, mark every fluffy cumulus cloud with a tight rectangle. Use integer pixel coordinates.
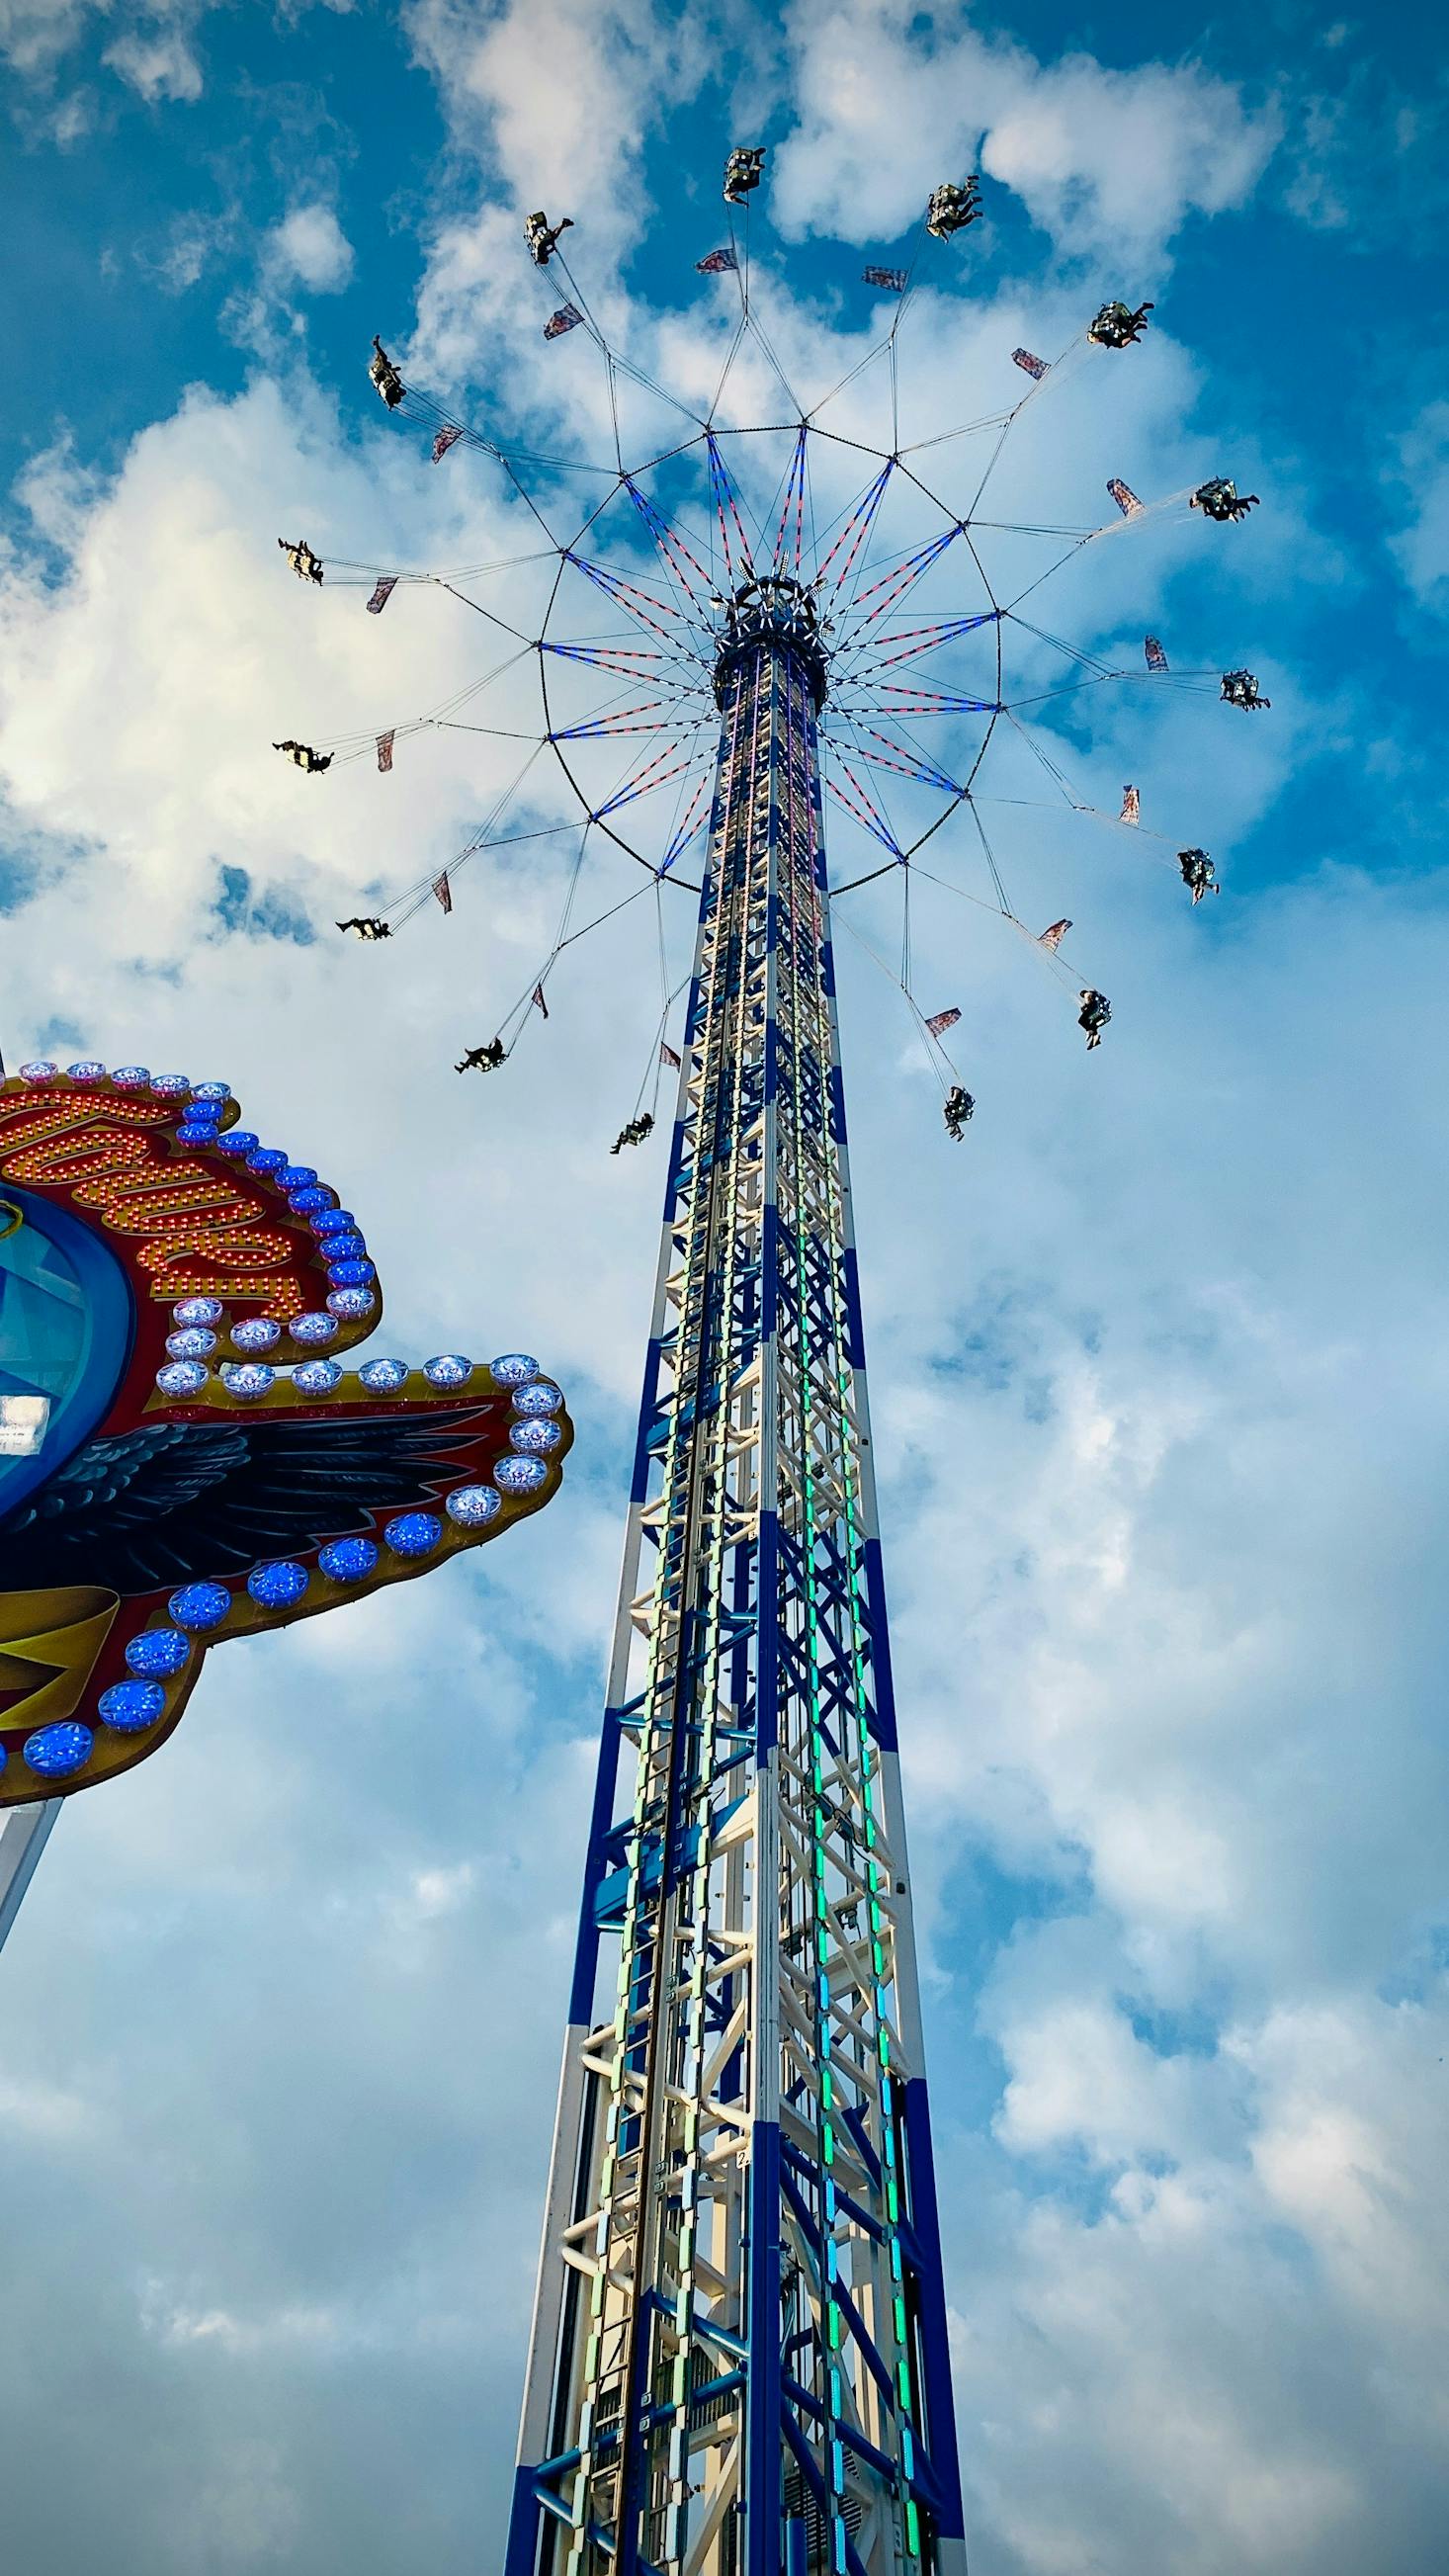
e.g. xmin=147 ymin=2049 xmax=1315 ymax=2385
xmin=104 ymin=20 xmax=203 ymax=102
xmin=266 ymin=203 xmax=356 ymax=294
xmin=406 ymin=0 xmax=706 ymax=213
xmin=0 ymin=0 xmax=211 ymax=98
xmin=772 ymin=0 xmax=1279 ymax=257
xmin=2 ymin=6 xmax=1447 ymax=2574
xmin=0 ymin=0 xmax=101 ymax=76
xmin=1389 ymin=399 xmax=1449 ymax=615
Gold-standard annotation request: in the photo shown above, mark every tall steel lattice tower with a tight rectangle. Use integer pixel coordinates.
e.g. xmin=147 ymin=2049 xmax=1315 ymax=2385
xmin=507 ymin=575 xmax=966 ymax=2576
xmin=328 ymin=186 xmax=1256 ymax=2575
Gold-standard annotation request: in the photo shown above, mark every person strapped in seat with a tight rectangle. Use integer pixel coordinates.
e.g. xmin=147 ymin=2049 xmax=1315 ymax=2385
xmin=1088 ymin=300 xmax=1153 ymax=348
xmin=926 ymin=178 xmax=982 ymax=237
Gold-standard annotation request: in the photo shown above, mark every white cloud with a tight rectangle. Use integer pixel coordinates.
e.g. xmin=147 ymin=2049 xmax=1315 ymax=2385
xmin=405 ymin=0 xmax=704 ymax=215
xmin=266 ymin=203 xmax=356 ymax=296
xmin=406 ymin=1860 xmax=476 ymax=1920
xmin=0 ymin=2069 xmax=96 ymax=2139
xmin=141 ymin=2285 xmax=343 ymax=2354
xmin=1388 ymin=400 xmax=1449 ymax=614
xmin=104 ymin=25 xmax=203 ymax=103
xmin=0 ymin=0 xmax=101 ymax=77
xmin=772 ymin=0 xmax=1279 ymax=258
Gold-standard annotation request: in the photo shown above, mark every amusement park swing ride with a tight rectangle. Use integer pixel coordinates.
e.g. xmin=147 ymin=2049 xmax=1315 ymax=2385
xmin=0 ymin=140 xmax=1268 ymax=2576
xmin=261 ymin=149 xmax=1268 ymax=2575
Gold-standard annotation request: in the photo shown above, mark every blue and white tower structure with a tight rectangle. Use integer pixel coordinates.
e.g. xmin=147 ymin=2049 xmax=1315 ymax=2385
xmin=318 ymin=210 xmax=1258 ymax=2567
xmin=509 ymin=574 xmax=967 ymax=2576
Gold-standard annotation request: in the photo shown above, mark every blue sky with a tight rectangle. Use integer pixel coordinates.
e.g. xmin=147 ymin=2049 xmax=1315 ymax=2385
xmin=2 ymin=4 xmax=1449 ymax=2573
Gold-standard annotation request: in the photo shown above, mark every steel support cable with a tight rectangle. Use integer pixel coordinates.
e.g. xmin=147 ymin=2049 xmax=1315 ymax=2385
xmin=495 ymin=839 xmax=685 ymax=1049
xmin=622 ymin=476 xmax=718 ymax=617
xmin=549 ymin=246 xmax=709 ymax=437
xmin=994 ymin=716 xmax=1209 ymax=871
xmin=828 ymin=702 xmax=920 ymax=861
xmin=835 ymin=611 xmax=1002 ymax=683
xmin=705 ymin=310 xmax=750 ymax=430
xmin=815 ymin=461 xmax=894 ymax=598
xmin=828 ymin=538 xmax=973 ymax=695
xmin=898 ymin=327 xmax=1089 ymax=461
xmin=906 ymin=858 xmax=1087 ymax=990
xmin=1007 ymin=613 xmax=1120 ymax=679
xmin=591 ymin=710 xmax=718 ymax=821
xmin=437 ymin=581 xmax=546 ymax=644
xmin=1002 ymin=667 xmax=1180 ymax=714
xmin=564 ymin=553 xmax=714 ymax=668
xmin=545 ymin=650 xmax=700 ymax=736
xmin=654 ymin=731 xmax=716 ymax=874
xmin=706 ymin=431 xmax=759 ymax=581
xmin=744 ymin=301 xmax=806 ymax=419
xmin=830 ymin=902 xmax=961 ymax=1100
xmin=384 ymin=379 xmax=617 ymax=480
xmin=967 ymin=796 xmax=1013 ymax=916
xmin=491 ymin=820 xmax=593 ymax=1039
xmin=539 ymin=547 xmax=711 ymax=892
xmin=834 ymin=521 xmax=965 ymax=638
xmin=605 ymin=346 xmax=624 ymax=476
xmin=851 ymin=695 xmax=983 ymax=797
xmin=765 ymin=422 xmax=810 ymax=573
xmin=319 ymin=546 xmax=558 ymax=583
xmin=382 ymin=741 xmax=548 ymax=924
xmin=311 ymin=640 xmax=537 ymax=758
xmin=377 ymin=815 xmax=587 ymax=924
xmin=631 ymin=962 xmax=693 ymax=1124
xmin=957 ymin=327 xmax=1101 ymax=523
xmin=894 ymin=407 xmax=1013 ymax=457
xmin=803 ymin=329 xmax=895 ymax=430
xmin=824 ymin=746 xmax=906 ymax=860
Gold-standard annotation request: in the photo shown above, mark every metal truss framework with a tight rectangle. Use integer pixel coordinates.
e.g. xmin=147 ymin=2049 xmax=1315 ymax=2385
xmin=509 ymin=597 xmax=967 ymax=2576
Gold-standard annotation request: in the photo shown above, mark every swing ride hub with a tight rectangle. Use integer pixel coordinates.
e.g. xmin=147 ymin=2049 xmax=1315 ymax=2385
xmin=509 ymin=619 xmax=966 ymax=2575
xmin=712 ymin=571 xmax=830 ymax=714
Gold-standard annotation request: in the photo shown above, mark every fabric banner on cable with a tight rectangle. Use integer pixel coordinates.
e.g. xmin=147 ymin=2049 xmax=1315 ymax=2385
xmin=660 ymin=1041 xmax=682 ymax=1070
xmin=544 ymin=303 xmax=583 ymax=340
xmin=432 ymin=871 xmax=452 ymax=914
xmin=366 ymin=577 xmax=397 ymax=616
xmin=1038 ymin=917 xmax=1072 ymax=950
xmin=1012 ymin=348 xmax=1049 ymax=380
xmin=1120 ymin=784 xmax=1141 ymax=825
xmin=376 ymin=731 xmax=394 ymax=775
xmin=924 ymin=1006 xmax=961 ymax=1038
xmin=431 ymin=424 xmax=464 ymax=464
xmin=532 ymin=984 xmax=549 ymax=1020
xmin=863 ymin=266 xmax=909 ymax=292
xmin=696 ymin=247 xmax=737 ymax=275
xmin=1145 ymin=635 xmax=1168 ymax=672
xmin=1107 ymin=476 xmax=1143 ymax=518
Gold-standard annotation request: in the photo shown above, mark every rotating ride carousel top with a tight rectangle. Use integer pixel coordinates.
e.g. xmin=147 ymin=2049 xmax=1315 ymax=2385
xmin=272 ymin=141 xmax=1268 ymax=1151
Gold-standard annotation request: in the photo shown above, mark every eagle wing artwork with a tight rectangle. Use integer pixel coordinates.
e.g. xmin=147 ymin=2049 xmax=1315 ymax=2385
xmin=0 ymin=1059 xmax=570 ymax=1805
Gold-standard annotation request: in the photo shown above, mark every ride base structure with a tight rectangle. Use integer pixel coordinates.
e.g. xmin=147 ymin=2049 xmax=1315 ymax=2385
xmin=509 ymin=580 xmax=966 ymax=2575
